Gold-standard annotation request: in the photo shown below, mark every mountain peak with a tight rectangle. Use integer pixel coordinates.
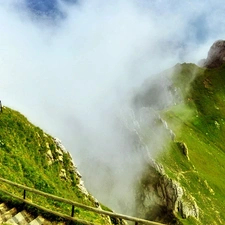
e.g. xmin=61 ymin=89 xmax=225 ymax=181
xmin=203 ymin=40 xmax=225 ymax=68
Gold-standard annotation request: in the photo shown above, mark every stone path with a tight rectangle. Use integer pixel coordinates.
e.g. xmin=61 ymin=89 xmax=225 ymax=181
xmin=0 ymin=203 xmax=62 ymax=225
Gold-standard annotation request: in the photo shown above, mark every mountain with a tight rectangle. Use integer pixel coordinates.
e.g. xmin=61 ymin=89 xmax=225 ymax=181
xmin=0 ymin=107 xmax=120 ymax=224
xmin=132 ymin=41 xmax=225 ymax=224
xmin=1 ymin=40 xmax=225 ymax=225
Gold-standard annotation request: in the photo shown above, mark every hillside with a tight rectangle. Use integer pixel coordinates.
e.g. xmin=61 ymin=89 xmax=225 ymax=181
xmin=0 ymin=107 xmax=114 ymax=224
xmin=133 ymin=62 xmax=225 ymax=224
xmin=1 ymin=54 xmax=225 ymax=225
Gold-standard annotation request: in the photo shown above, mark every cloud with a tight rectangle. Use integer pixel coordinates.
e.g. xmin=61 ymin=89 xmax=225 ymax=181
xmin=1 ymin=0 xmax=225 ymax=214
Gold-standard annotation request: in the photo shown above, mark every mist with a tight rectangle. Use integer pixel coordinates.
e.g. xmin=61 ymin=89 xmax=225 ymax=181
xmin=1 ymin=0 xmax=225 ymax=214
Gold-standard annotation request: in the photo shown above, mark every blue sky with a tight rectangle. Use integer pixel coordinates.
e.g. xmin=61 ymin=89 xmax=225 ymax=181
xmin=26 ymin=0 xmax=58 ymax=15
xmin=25 ymin=0 xmax=77 ymax=19
xmin=23 ymin=0 xmax=225 ymax=45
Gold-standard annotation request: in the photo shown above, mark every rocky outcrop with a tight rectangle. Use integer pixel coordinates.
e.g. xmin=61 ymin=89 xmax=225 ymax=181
xmin=44 ymin=137 xmax=126 ymax=224
xmin=52 ymin=137 xmax=90 ymax=197
xmin=202 ymin=40 xmax=225 ymax=68
xmin=176 ymin=142 xmax=189 ymax=160
xmin=136 ymin=160 xmax=199 ymax=224
xmin=43 ymin=135 xmax=91 ymax=197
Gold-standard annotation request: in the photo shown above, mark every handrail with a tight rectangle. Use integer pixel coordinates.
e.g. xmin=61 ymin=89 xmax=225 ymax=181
xmin=0 ymin=177 xmax=165 ymax=225
xmin=0 ymin=189 xmax=96 ymax=225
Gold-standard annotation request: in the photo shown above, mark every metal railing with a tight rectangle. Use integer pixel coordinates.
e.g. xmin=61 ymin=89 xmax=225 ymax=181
xmin=0 ymin=177 xmax=165 ymax=225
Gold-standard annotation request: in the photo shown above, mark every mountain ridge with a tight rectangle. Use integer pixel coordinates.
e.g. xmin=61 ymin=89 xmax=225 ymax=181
xmin=133 ymin=59 xmax=225 ymax=224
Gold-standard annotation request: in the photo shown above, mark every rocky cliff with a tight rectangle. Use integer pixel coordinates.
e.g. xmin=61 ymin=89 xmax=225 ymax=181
xmin=200 ymin=40 xmax=225 ymax=68
xmin=136 ymin=155 xmax=199 ymax=224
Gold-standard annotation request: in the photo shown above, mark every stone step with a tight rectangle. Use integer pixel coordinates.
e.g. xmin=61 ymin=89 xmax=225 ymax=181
xmin=29 ymin=216 xmax=65 ymax=225
xmin=0 ymin=207 xmax=17 ymax=223
xmin=6 ymin=210 xmax=34 ymax=225
xmin=0 ymin=204 xmax=66 ymax=225
xmin=0 ymin=203 xmax=9 ymax=216
xmin=29 ymin=216 xmax=45 ymax=225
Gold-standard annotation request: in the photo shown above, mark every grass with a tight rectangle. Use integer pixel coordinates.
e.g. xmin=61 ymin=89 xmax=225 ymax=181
xmin=0 ymin=107 xmax=112 ymax=224
xmin=156 ymin=63 xmax=225 ymax=224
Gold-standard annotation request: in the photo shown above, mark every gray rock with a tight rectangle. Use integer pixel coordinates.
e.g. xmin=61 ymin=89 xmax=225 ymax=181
xmin=204 ymin=40 xmax=225 ymax=68
xmin=59 ymin=168 xmax=67 ymax=180
xmin=176 ymin=142 xmax=189 ymax=160
xmin=136 ymin=162 xmax=199 ymax=223
xmin=179 ymin=199 xmax=199 ymax=219
xmin=54 ymin=137 xmax=67 ymax=152
xmin=46 ymin=149 xmax=54 ymax=165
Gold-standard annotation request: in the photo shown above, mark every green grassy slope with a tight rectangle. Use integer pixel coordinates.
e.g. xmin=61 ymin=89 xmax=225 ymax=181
xmin=2 ymin=62 xmax=225 ymax=225
xmin=159 ymin=63 xmax=225 ymax=224
xmin=0 ymin=107 xmax=111 ymax=224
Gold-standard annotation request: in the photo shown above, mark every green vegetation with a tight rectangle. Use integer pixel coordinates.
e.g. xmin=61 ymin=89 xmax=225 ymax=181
xmin=0 ymin=107 xmax=110 ymax=224
xmin=2 ymin=62 xmax=225 ymax=225
xmin=158 ymin=63 xmax=225 ymax=224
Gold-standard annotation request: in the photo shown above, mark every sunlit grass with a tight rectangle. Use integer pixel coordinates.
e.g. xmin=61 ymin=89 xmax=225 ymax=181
xmin=0 ymin=107 xmax=110 ymax=224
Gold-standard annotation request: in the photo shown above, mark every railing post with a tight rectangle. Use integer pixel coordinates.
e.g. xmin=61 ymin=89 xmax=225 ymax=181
xmin=23 ymin=190 xmax=26 ymax=199
xmin=71 ymin=205 xmax=75 ymax=217
xmin=135 ymin=222 xmax=138 ymax=225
